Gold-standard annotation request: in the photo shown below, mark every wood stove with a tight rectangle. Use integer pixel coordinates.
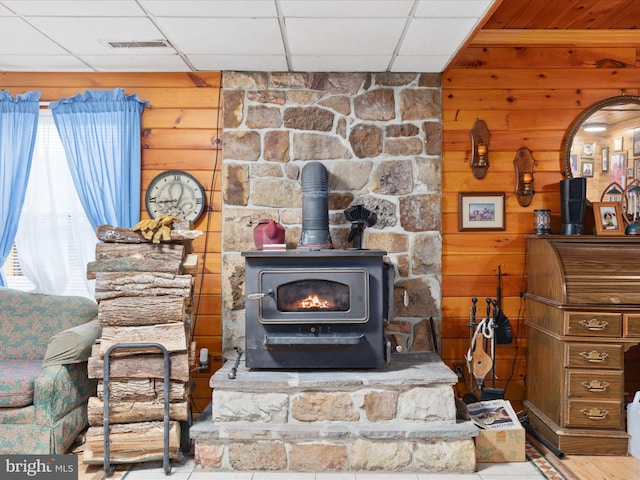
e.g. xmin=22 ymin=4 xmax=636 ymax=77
xmin=242 ymin=249 xmax=392 ymax=369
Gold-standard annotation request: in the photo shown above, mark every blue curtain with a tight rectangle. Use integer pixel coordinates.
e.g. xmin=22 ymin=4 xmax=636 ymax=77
xmin=0 ymin=90 xmax=41 ymax=286
xmin=50 ymin=88 xmax=149 ymax=229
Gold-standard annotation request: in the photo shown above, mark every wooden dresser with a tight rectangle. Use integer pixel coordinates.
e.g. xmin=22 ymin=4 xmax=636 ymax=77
xmin=525 ymin=235 xmax=640 ymax=455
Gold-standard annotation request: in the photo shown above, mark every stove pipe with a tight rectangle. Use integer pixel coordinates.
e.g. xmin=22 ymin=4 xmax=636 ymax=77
xmin=299 ymin=162 xmax=334 ymax=249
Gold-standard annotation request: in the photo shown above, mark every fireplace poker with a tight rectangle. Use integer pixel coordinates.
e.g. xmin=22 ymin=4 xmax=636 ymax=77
xmin=429 ymin=316 xmax=438 ymax=354
xmin=228 ymin=347 xmax=244 ymax=379
xmin=466 ymin=297 xmax=478 ymax=392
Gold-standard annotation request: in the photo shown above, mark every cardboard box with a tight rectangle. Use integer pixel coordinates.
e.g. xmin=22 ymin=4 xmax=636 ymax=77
xmin=475 ymin=426 xmax=526 ymax=463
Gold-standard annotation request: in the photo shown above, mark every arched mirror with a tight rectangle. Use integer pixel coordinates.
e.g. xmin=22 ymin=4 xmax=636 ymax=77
xmin=563 ymin=95 xmax=640 ymax=203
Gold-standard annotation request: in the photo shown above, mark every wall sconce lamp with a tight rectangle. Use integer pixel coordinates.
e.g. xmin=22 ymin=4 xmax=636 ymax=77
xmin=514 ymin=147 xmax=535 ymax=207
xmin=470 ymin=119 xmax=490 ymax=179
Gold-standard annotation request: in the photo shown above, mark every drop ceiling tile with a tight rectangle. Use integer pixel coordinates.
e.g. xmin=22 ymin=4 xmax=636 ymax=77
xmin=189 ymin=54 xmax=288 ymax=72
xmin=280 ymin=0 xmax=414 ymax=17
xmin=141 ymin=0 xmax=277 ymax=17
xmin=0 ymin=17 xmax=67 ymax=54
xmin=80 ymin=54 xmax=191 ymax=71
xmin=400 ymin=17 xmax=478 ymax=56
xmin=291 ymin=55 xmax=392 ymax=72
xmin=415 ymin=0 xmax=494 ymax=18
xmin=156 ymin=17 xmax=284 ymax=55
xmin=3 ymin=1 xmax=145 ymax=16
xmin=0 ymin=4 xmax=16 ymax=15
xmin=26 ymin=17 xmax=171 ymax=55
xmin=392 ymin=55 xmax=449 ymax=72
xmin=286 ymin=18 xmax=406 ymax=55
xmin=0 ymin=54 xmax=92 ymax=71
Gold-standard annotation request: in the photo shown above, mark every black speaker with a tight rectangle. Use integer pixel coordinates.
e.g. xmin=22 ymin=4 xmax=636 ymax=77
xmin=560 ymin=177 xmax=587 ymax=235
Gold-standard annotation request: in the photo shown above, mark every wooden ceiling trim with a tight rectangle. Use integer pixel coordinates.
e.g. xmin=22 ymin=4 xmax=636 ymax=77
xmin=471 ymin=29 xmax=640 ymax=47
xmin=453 ymin=46 xmax=636 ymax=69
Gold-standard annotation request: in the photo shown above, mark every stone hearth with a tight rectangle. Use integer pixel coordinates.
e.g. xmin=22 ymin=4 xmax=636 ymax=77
xmin=191 ymin=352 xmax=477 ymax=473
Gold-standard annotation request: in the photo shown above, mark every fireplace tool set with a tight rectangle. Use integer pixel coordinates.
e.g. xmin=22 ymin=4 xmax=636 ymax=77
xmin=464 ymin=267 xmax=513 ymax=401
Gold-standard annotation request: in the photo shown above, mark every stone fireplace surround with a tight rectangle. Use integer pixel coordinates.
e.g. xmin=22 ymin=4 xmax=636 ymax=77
xmin=220 ymin=71 xmax=443 ymax=354
xmin=188 ymin=72 xmax=478 ymax=473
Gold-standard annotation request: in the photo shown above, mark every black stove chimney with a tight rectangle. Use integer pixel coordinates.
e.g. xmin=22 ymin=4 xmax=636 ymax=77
xmin=298 ymin=162 xmax=334 ymax=249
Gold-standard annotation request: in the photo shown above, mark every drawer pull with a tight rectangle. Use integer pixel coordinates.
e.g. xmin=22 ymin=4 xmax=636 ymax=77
xmin=580 ymin=407 xmax=609 ymax=420
xmin=579 ymin=350 xmax=609 ymax=363
xmin=581 ymin=380 xmax=610 ymax=392
xmin=578 ymin=318 xmax=609 ymax=331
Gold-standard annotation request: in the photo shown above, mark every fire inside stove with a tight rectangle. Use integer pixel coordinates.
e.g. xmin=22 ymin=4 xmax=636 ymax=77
xmin=299 ymin=294 xmax=329 ymax=310
xmin=277 ymin=279 xmax=350 ymax=313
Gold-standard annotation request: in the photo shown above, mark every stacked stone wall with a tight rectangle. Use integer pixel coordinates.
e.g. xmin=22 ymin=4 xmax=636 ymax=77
xmin=221 ymin=71 xmax=442 ymax=353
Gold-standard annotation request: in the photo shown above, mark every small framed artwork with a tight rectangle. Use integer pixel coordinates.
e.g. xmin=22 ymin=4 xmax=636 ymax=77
xmin=610 ymin=152 xmax=627 ymax=186
xmin=593 ymin=202 xmax=624 ymax=235
xmin=458 ymin=192 xmax=505 ymax=231
xmin=570 ymin=153 xmax=579 ymax=177
xmin=582 ymin=142 xmax=595 ymax=158
xmin=634 ymin=128 xmax=640 ymax=156
xmin=601 ymin=146 xmax=609 ymax=172
xmin=635 ymin=158 xmax=640 ymax=180
xmin=614 ymin=136 xmax=624 ymax=152
xmin=580 ymin=160 xmax=594 ymax=177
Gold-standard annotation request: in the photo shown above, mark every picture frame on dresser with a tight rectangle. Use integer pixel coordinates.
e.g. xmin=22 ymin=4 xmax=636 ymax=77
xmin=593 ymin=201 xmax=624 ymax=235
xmin=458 ymin=192 xmax=505 ymax=231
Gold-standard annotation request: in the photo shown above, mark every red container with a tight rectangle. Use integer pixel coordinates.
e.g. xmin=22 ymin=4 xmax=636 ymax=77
xmin=253 ymin=219 xmax=285 ymax=249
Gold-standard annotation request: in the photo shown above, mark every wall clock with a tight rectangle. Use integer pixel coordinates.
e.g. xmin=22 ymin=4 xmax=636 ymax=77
xmin=145 ymin=169 xmax=206 ymax=222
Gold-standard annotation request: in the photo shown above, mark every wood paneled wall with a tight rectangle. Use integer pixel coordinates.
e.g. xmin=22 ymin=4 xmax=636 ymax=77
xmin=0 ymin=72 xmax=222 ymax=414
xmin=442 ymin=47 xmax=640 ymax=402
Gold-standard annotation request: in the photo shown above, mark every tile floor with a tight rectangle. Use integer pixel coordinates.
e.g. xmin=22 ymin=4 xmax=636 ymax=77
xmin=119 ymin=458 xmax=547 ymax=480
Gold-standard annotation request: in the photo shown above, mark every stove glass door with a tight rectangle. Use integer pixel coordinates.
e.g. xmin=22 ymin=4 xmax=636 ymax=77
xmin=277 ymin=279 xmax=349 ymax=312
xmin=258 ymin=268 xmax=369 ymax=324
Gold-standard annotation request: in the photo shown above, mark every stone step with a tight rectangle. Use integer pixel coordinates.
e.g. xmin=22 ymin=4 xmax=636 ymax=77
xmin=209 ymin=352 xmax=463 ymax=425
xmin=211 ymin=352 xmax=458 ymax=392
xmin=192 ymin=403 xmax=478 ymax=442
xmin=191 ymin=404 xmax=478 ymax=473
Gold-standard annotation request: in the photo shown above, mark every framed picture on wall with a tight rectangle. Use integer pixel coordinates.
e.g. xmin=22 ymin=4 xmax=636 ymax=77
xmin=580 ymin=160 xmax=594 ymax=177
xmin=582 ymin=142 xmax=595 ymax=158
xmin=634 ymin=128 xmax=640 ymax=156
xmin=610 ymin=152 xmax=626 ymax=186
xmin=458 ymin=192 xmax=505 ymax=231
xmin=614 ymin=136 xmax=624 ymax=152
xmin=593 ymin=202 xmax=624 ymax=235
xmin=570 ymin=153 xmax=579 ymax=177
xmin=635 ymin=158 xmax=640 ymax=180
xmin=601 ymin=146 xmax=609 ymax=172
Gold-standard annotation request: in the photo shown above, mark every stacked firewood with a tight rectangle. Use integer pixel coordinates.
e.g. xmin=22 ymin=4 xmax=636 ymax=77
xmin=82 ymin=219 xmax=202 ymax=465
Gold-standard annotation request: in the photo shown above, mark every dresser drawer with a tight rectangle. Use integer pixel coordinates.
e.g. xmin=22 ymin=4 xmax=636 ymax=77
xmin=624 ymin=313 xmax=640 ymax=337
xmin=565 ymin=400 xmax=623 ymax=429
xmin=565 ymin=312 xmax=621 ymax=337
xmin=565 ymin=343 xmax=623 ymax=369
xmin=566 ymin=369 xmax=623 ymax=399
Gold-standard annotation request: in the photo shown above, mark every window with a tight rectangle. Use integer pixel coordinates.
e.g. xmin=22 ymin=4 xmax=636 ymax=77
xmin=2 ymin=110 xmax=95 ymax=298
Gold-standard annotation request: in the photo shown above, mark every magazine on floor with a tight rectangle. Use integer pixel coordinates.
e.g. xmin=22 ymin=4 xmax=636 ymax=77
xmin=466 ymin=399 xmax=521 ymax=430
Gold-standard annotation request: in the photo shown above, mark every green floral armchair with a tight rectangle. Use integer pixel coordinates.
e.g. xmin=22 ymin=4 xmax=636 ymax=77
xmin=0 ymin=287 xmax=100 ymax=454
